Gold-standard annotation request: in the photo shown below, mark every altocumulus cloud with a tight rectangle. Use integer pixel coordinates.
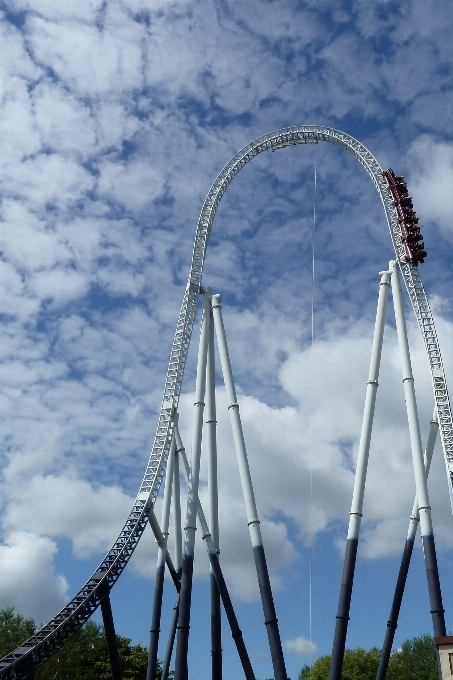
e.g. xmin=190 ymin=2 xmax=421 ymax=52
xmin=0 ymin=2 xmax=452 ymax=676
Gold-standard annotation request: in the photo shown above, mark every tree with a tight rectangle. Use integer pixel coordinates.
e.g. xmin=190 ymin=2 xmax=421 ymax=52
xmin=299 ymin=654 xmax=330 ymax=680
xmin=298 ymin=635 xmax=438 ymax=680
xmin=390 ymin=634 xmax=438 ymax=680
xmin=0 ymin=608 xmax=36 ymax=660
xmin=0 ymin=608 xmax=168 ymax=679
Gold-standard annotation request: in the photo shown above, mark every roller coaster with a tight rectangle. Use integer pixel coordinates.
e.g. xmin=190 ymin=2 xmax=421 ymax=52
xmin=1 ymin=126 xmax=452 ymax=680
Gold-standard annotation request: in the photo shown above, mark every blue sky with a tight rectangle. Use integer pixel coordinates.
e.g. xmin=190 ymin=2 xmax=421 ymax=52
xmin=0 ymin=1 xmax=452 ymax=679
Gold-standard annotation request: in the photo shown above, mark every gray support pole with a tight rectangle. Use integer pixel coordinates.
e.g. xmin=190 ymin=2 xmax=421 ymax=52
xmin=148 ymin=510 xmax=180 ymax=591
xmin=329 ymin=269 xmax=392 ymax=680
xmin=100 ymin=593 xmax=123 ymax=680
xmin=206 ymin=313 xmax=223 ymax=680
xmin=390 ymin=260 xmax=446 ymax=638
xmin=147 ymin=433 xmax=176 ymax=680
xmin=161 ymin=452 xmax=183 ymax=680
xmin=162 ymin=594 xmax=180 ymax=680
xmin=376 ymin=410 xmax=439 ymax=680
xmin=174 ymin=450 xmax=183 ymax=578
xmin=175 ymin=426 xmax=256 ymax=680
xmin=174 ymin=291 xmax=212 ymax=680
xmin=211 ymin=294 xmax=287 ymax=680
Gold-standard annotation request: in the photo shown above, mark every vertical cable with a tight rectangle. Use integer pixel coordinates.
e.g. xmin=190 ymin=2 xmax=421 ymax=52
xmin=309 ymin=148 xmax=317 ymax=677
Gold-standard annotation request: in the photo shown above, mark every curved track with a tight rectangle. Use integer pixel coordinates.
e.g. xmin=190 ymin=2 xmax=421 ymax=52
xmin=1 ymin=126 xmax=452 ymax=680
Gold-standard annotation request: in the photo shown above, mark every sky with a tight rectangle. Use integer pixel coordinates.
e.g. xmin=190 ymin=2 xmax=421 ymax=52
xmin=0 ymin=1 xmax=452 ymax=679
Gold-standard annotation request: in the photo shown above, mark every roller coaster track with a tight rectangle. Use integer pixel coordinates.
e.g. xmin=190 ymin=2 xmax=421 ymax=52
xmin=1 ymin=126 xmax=452 ymax=680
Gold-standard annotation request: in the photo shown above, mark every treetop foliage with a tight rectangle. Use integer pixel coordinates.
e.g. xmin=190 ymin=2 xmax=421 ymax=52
xmin=298 ymin=634 xmax=439 ymax=680
xmin=0 ymin=607 xmax=169 ymax=680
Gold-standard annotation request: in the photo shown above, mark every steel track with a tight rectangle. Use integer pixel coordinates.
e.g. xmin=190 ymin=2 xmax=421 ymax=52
xmin=2 ymin=126 xmax=451 ymax=680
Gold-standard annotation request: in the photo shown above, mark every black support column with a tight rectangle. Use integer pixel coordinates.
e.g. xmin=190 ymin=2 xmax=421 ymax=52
xmin=100 ymin=593 xmax=123 ymax=680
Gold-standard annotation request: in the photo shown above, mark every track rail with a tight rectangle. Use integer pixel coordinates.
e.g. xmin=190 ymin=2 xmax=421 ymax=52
xmin=2 ymin=126 xmax=451 ymax=680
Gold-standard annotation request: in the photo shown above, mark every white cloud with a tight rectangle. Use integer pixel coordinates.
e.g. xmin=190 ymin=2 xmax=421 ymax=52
xmin=283 ymin=635 xmax=318 ymax=657
xmin=10 ymin=0 xmax=105 ymax=22
xmin=3 ymin=475 xmax=134 ymax=559
xmin=0 ymin=532 xmax=68 ymax=622
xmin=94 ymin=102 xmax=141 ymax=152
xmin=32 ymin=82 xmax=96 ymax=158
xmin=408 ymin=135 xmax=453 ymax=241
xmin=27 ymin=14 xmax=144 ymax=96
xmin=0 ymin=261 xmax=41 ymax=319
xmin=0 ymin=201 xmax=72 ymax=273
xmin=97 ymin=158 xmax=165 ymax=211
xmin=0 ymin=77 xmax=41 ymax=164
xmin=28 ymin=268 xmax=90 ymax=304
xmin=2 ymin=154 xmax=94 ymax=211
xmin=0 ymin=19 xmax=41 ymax=82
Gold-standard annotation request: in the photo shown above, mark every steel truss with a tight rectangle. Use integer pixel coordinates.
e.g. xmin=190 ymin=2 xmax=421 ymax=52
xmin=1 ymin=126 xmax=452 ymax=680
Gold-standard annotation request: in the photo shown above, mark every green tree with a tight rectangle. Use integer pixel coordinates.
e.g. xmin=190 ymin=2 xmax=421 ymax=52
xmin=0 ymin=608 xmax=36 ymax=659
xmin=299 ymin=654 xmax=330 ymax=680
xmin=389 ymin=634 xmax=438 ymax=680
xmin=0 ymin=608 xmax=168 ymax=679
xmin=298 ymin=635 xmax=438 ymax=680
xmin=342 ymin=647 xmax=381 ymax=680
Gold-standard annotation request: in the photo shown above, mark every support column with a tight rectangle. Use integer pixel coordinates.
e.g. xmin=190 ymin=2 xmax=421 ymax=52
xmin=390 ymin=260 xmax=446 ymax=639
xmin=162 ymin=594 xmax=180 ymax=680
xmin=174 ymin=449 xmax=183 ymax=579
xmin=148 ymin=509 xmax=180 ymax=591
xmin=161 ymin=453 xmax=183 ymax=680
xmin=147 ymin=431 xmax=176 ymax=680
xmin=377 ymin=410 xmax=439 ymax=680
xmin=174 ymin=290 xmax=212 ymax=680
xmin=211 ymin=294 xmax=287 ymax=680
xmin=329 ymin=268 xmax=392 ymax=680
xmin=100 ymin=593 xmax=123 ymax=680
xmin=175 ymin=426 xmax=256 ymax=680
xmin=206 ymin=311 xmax=222 ymax=680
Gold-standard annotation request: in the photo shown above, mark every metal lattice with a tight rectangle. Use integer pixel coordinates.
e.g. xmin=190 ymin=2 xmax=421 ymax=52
xmin=2 ymin=126 xmax=451 ymax=680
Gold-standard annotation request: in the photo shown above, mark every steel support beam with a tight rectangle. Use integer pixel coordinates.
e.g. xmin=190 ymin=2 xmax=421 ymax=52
xmin=206 ymin=311 xmax=223 ymax=680
xmin=147 ymin=510 xmax=180 ymax=592
xmin=376 ymin=408 xmax=439 ymax=679
xmin=329 ymin=268 xmax=391 ymax=680
xmin=176 ymin=426 xmax=256 ymax=680
xmin=390 ymin=260 xmax=446 ymax=638
xmin=147 ymin=431 xmax=176 ymax=680
xmin=174 ymin=448 xmax=183 ymax=579
xmin=100 ymin=593 xmax=123 ymax=680
xmin=162 ymin=594 xmax=180 ymax=680
xmin=211 ymin=294 xmax=287 ymax=680
xmin=174 ymin=291 xmax=212 ymax=680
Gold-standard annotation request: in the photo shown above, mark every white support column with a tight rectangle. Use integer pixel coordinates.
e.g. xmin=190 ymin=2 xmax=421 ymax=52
xmin=348 ymin=268 xmax=392 ymax=539
xmin=210 ymin=295 xmax=260 ymax=540
xmin=407 ymin=409 xmax=439 ymax=543
xmin=390 ymin=259 xmax=446 ymax=638
xmin=211 ymin=294 xmax=287 ymax=680
xmin=184 ymin=287 xmax=212 ymax=553
xmin=376 ymin=408 xmax=439 ymax=680
xmin=174 ymin=288 xmax=212 ymax=680
xmin=173 ymin=447 xmax=183 ymax=577
xmin=205 ymin=307 xmax=222 ymax=679
xmin=175 ymin=424 xmax=257 ymax=680
xmin=329 ymin=267 xmax=392 ymax=680
xmin=147 ymin=510 xmax=179 ymax=588
xmin=391 ymin=260 xmax=433 ymax=536
xmin=206 ymin=317 xmax=220 ymax=554
xmin=147 ymin=431 xmax=176 ymax=680
xmin=161 ymin=429 xmax=176 ymax=538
